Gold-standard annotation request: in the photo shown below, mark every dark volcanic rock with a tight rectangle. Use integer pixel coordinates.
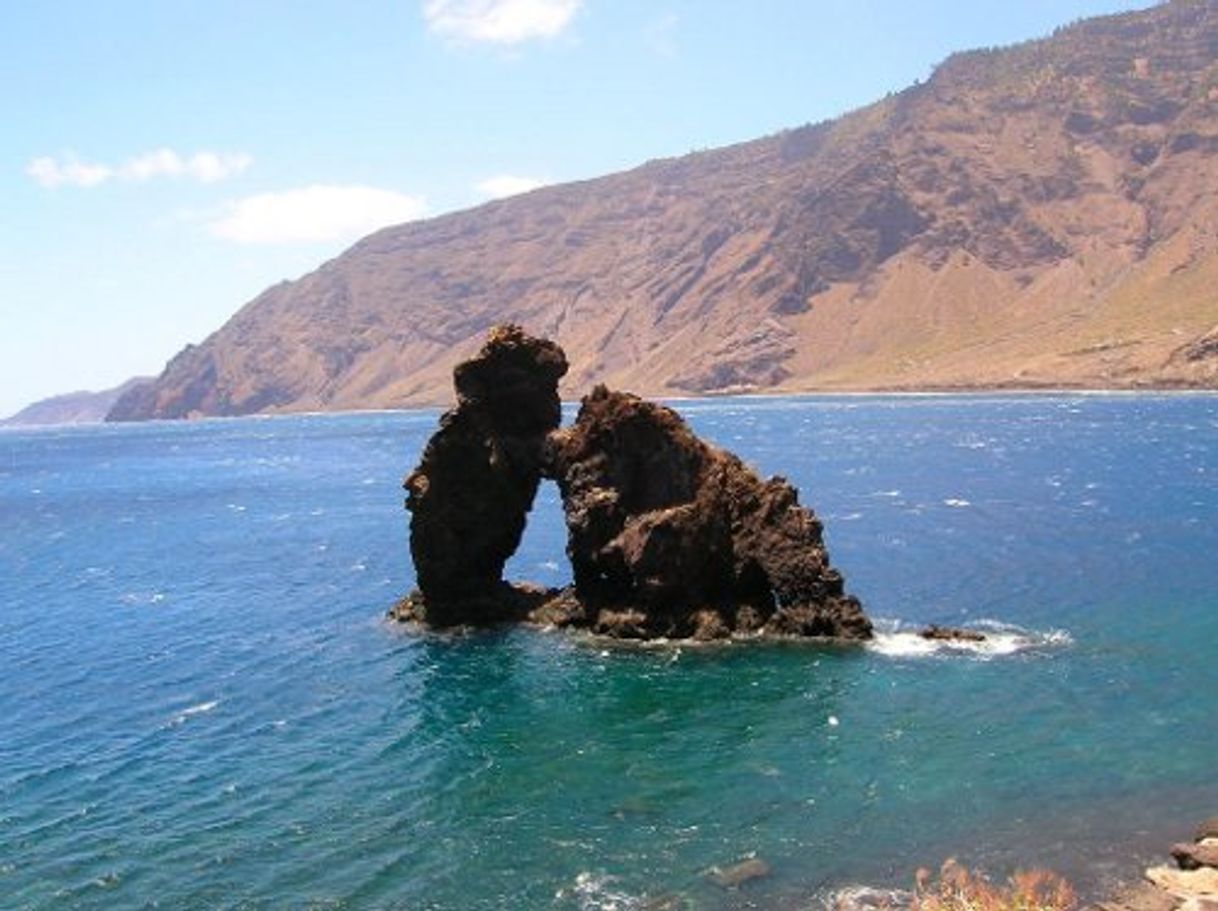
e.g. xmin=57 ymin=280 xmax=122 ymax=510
xmin=395 ymin=325 xmax=568 ymax=626
xmin=919 ymin=624 xmax=987 ymax=642
xmin=393 ymin=328 xmax=870 ymax=641
xmin=542 ymin=385 xmax=871 ymax=640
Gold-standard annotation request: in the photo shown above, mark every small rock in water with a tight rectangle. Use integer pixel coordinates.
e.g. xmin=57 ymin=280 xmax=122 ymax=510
xmin=705 ymin=856 xmax=771 ymax=889
xmin=919 ymin=624 xmax=987 ymax=642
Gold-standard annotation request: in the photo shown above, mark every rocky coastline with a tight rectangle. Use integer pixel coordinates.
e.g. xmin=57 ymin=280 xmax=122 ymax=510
xmin=1092 ymin=817 xmax=1218 ymax=911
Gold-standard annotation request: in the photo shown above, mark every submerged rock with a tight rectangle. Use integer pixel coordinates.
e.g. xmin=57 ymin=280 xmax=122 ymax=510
xmin=704 ymin=856 xmax=771 ymax=889
xmin=392 ymin=326 xmax=870 ymax=641
xmin=394 ymin=325 xmax=567 ymax=626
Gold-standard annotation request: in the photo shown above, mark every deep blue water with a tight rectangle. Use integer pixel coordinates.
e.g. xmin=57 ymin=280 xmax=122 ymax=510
xmin=2 ymin=395 xmax=1216 ymax=910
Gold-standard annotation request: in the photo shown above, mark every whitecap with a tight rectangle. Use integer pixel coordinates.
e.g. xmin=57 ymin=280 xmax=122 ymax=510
xmin=180 ymin=700 xmax=218 ymax=716
xmin=943 ymin=498 xmax=971 ymax=507
xmin=170 ymin=700 xmax=219 ymax=726
xmin=558 ymin=871 xmax=647 ymax=911
xmin=867 ymin=619 xmax=1071 ymax=660
xmin=821 ymin=885 xmax=913 ymax=911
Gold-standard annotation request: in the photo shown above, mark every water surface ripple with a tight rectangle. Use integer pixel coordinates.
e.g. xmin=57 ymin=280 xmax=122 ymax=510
xmin=2 ymin=396 xmax=1216 ymax=909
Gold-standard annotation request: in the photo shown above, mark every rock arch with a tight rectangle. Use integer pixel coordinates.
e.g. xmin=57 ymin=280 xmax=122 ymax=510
xmin=393 ymin=325 xmax=872 ymax=641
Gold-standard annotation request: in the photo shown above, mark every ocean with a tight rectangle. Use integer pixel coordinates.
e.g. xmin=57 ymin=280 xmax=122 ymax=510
xmin=2 ymin=394 xmax=1216 ymax=910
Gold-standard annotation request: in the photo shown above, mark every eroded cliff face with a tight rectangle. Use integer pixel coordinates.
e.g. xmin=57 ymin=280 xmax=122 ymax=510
xmin=109 ymin=1 xmax=1218 ymax=422
xmin=392 ymin=326 xmax=871 ymax=642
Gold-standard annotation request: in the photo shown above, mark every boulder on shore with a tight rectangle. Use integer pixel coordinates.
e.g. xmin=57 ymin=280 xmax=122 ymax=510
xmin=1172 ymin=840 xmax=1218 ymax=871
xmin=391 ymin=326 xmax=871 ymax=641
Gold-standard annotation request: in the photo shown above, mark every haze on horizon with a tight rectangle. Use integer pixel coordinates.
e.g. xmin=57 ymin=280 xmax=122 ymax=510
xmin=0 ymin=0 xmax=1154 ymax=418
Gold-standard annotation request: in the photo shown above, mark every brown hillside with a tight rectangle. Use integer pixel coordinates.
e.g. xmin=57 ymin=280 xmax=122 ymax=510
xmin=109 ymin=0 xmax=1218 ymax=421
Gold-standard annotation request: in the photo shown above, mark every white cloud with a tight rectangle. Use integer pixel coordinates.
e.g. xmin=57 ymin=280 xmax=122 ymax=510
xmin=122 ymin=149 xmax=252 ymax=183
xmin=423 ymin=0 xmax=581 ymax=45
xmin=208 ymin=185 xmax=428 ymax=245
xmin=26 ymin=156 xmax=111 ymax=188
xmin=475 ymin=174 xmax=549 ymax=199
xmin=25 ymin=149 xmax=251 ymax=188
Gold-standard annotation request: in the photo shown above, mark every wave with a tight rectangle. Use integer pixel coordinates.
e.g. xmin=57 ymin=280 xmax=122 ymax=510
xmin=820 ymin=885 xmax=914 ymax=911
xmin=867 ymin=619 xmax=1072 ymax=659
xmin=559 ymin=871 xmax=648 ymax=911
xmin=169 ymin=700 xmax=219 ymax=726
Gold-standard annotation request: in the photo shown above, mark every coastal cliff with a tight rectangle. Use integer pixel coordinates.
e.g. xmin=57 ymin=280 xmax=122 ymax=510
xmin=110 ymin=1 xmax=1218 ymax=421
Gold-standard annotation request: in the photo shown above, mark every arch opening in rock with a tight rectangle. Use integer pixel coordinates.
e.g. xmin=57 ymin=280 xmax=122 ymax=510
xmin=391 ymin=324 xmax=873 ymax=642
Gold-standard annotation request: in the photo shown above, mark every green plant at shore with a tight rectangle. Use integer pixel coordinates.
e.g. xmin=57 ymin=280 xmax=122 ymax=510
xmin=913 ymin=859 xmax=1077 ymax=911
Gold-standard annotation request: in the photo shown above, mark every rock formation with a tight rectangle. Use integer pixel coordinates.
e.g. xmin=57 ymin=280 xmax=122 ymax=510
xmin=1098 ymin=815 xmax=1218 ymax=911
xmin=393 ymin=325 xmax=871 ymax=641
xmin=396 ymin=325 xmax=568 ymax=626
xmin=538 ymin=385 xmax=871 ymax=640
xmin=920 ymin=624 xmax=987 ymax=643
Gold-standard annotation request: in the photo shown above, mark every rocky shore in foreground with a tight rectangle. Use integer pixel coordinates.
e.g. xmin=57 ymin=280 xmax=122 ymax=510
xmin=1092 ymin=817 xmax=1218 ymax=911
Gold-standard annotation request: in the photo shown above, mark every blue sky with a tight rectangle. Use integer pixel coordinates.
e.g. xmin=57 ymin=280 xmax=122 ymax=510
xmin=1 ymin=0 xmax=1152 ymax=417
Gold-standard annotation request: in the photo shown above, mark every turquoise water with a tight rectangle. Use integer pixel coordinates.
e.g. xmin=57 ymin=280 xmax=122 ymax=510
xmin=2 ymin=395 xmax=1216 ymax=909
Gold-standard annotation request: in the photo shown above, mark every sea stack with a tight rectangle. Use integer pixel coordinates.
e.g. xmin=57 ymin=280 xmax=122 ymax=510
xmin=397 ymin=325 xmax=568 ymax=626
xmin=393 ymin=325 xmax=871 ymax=641
xmin=539 ymin=385 xmax=871 ymax=640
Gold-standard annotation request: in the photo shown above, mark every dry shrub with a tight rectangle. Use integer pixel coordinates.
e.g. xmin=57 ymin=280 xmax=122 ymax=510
xmin=913 ymin=859 xmax=1077 ymax=911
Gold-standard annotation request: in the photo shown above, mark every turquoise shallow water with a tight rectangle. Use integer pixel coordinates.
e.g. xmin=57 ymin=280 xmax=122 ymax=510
xmin=2 ymin=395 xmax=1216 ymax=909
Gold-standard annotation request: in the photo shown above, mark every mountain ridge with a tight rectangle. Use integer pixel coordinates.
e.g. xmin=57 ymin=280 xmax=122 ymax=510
xmin=4 ymin=378 xmax=151 ymax=428
xmin=109 ymin=0 xmax=1218 ymax=421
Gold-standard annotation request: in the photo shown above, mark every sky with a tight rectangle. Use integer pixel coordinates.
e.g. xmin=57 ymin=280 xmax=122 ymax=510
xmin=0 ymin=0 xmax=1155 ymax=418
